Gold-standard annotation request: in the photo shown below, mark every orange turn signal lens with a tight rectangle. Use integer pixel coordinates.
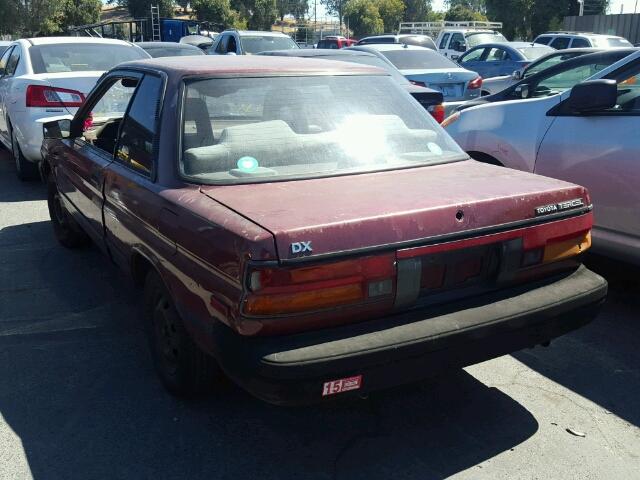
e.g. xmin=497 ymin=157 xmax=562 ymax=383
xmin=543 ymin=231 xmax=591 ymax=263
xmin=245 ymin=283 xmax=364 ymax=315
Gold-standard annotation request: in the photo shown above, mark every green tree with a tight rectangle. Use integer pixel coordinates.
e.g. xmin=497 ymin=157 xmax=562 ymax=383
xmin=20 ymin=0 xmax=63 ymax=36
xmin=0 ymin=0 xmax=21 ymax=36
xmin=321 ymin=0 xmax=346 ymax=33
xmin=192 ymin=0 xmax=235 ymax=26
xmin=445 ymin=0 xmax=486 ymax=13
xmin=377 ymin=0 xmax=404 ymax=32
xmin=403 ymin=0 xmax=433 ymax=22
xmin=344 ymin=0 xmax=383 ymax=37
xmin=444 ymin=4 xmax=487 ymax=21
xmin=276 ymin=0 xmax=309 ymax=20
xmin=248 ymin=0 xmax=277 ymax=29
xmin=110 ymin=0 xmax=176 ymax=18
xmin=60 ymin=0 xmax=102 ymax=28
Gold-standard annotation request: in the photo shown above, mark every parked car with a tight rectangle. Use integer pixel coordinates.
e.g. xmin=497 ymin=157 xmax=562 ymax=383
xmin=259 ymin=48 xmax=446 ymax=122
xmin=457 ymin=42 xmax=553 ymax=80
xmin=179 ymin=34 xmax=216 ymax=51
xmin=0 ymin=36 xmax=149 ymax=180
xmin=0 ymin=41 xmax=10 ymax=57
xmin=481 ymin=47 xmax=604 ymax=95
xmin=209 ymin=30 xmax=298 ymax=55
xmin=533 ymin=32 xmax=633 ymax=50
xmin=445 ymin=50 xmax=640 ymax=265
xmin=347 ymin=44 xmax=482 ymax=102
xmin=452 ymin=48 xmax=635 ymax=112
xmin=41 ymin=55 xmax=606 ymax=405
xmin=138 ymin=41 xmax=205 ymax=58
xmin=357 ymin=34 xmax=437 ymax=50
xmin=316 ymin=36 xmax=357 ymax=49
xmin=435 ymin=28 xmax=507 ymax=60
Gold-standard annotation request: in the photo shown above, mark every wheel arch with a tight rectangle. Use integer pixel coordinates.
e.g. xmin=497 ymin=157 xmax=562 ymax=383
xmin=467 ymin=151 xmax=504 ymax=167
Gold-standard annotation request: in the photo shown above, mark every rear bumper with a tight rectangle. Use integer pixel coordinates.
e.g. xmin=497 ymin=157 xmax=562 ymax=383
xmin=212 ymin=266 xmax=607 ymax=405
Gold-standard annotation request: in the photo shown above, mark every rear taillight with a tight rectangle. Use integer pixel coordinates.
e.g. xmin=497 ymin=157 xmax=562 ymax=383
xmin=522 ymin=230 xmax=591 ymax=267
xmin=410 ymin=80 xmax=427 ymax=87
xmin=467 ymin=76 xmax=483 ymax=90
xmin=428 ymin=104 xmax=445 ymax=123
xmin=245 ymin=254 xmax=395 ymax=316
xmin=26 ymin=85 xmax=85 ymax=108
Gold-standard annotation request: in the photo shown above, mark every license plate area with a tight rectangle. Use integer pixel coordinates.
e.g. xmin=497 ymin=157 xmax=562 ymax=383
xmin=433 ymin=83 xmax=463 ymax=98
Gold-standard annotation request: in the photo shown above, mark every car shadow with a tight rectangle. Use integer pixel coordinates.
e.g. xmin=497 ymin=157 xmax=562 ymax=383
xmin=0 ymin=150 xmax=47 ymax=202
xmin=513 ymin=254 xmax=640 ymax=428
xmin=0 ymin=220 xmax=539 ymax=480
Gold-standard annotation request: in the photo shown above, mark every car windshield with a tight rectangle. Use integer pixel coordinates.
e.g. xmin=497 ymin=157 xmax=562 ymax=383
xmin=145 ymin=47 xmax=204 ymax=57
xmin=380 ymin=49 xmax=458 ymax=70
xmin=518 ymin=46 xmax=553 ymax=60
xmin=29 ymin=43 xmax=148 ymax=73
xmin=466 ymin=32 xmax=507 ymax=47
xmin=524 ymin=52 xmax=585 ymax=77
xmin=590 ymin=36 xmax=633 ymax=48
xmin=240 ymin=35 xmax=298 ymax=54
xmin=180 ymin=75 xmax=463 ymax=184
xmin=0 ymin=46 xmax=8 ymax=57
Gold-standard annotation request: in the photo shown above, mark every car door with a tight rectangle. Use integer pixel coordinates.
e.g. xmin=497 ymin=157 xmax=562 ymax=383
xmin=459 ymin=47 xmax=488 ymax=76
xmin=438 ymin=33 xmax=451 ymax=55
xmin=448 ymin=32 xmax=466 ymax=60
xmin=0 ymin=46 xmax=15 ymax=141
xmin=536 ymin=60 xmax=640 ymax=260
xmin=102 ymin=73 xmax=169 ymax=271
xmin=52 ymin=72 xmax=140 ymax=249
xmin=484 ymin=47 xmax=510 ymax=78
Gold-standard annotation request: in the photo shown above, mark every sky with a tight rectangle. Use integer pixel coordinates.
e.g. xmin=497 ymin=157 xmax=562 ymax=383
xmin=431 ymin=0 xmax=639 ymax=13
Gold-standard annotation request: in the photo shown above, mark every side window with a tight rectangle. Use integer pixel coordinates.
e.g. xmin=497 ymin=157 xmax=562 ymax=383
xmin=215 ymin=35 xmax=227 ymax=54
xmin=571 ymin=37 xmax=590 ymax=48
xmin=535 ymin=36 xmax=551 ymax=45
xmin=533 ymin=62 xmax=610 ymax=98
xmin=81 ymin=78 xmax=138 ymax=156
xmin=115 ymin=75 xmax=163 ymax=175
xmin=609 ymin=64 xmax=640 ymax=113
xmin=0 ymin=47 xmax=13 ymax=74
xmin=439 ymin=33 xmax=451 ymax=49
xmin=227 ymin=36 xmax=238 ymax=54
xmin=486 ymin=48 xmax=507 ymax=62
xmin=5 ymin=47 xmax=20 ymax=76
xmin=550 ymin=37 xmax=571 ymax=49
xmin=450 ymin=33 xmax=465 ymax=49
xmin=460 ymin=48 xmax=484 ymax=62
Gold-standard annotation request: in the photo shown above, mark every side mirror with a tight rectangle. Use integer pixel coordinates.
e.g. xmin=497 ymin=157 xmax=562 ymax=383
xmin=567 ymin=79 xmax=617 ymax=113
xmin=455 ymin=42 xmax=467 ymax=52
xmin=515 ymin=84 xmax=529 ymax=99
xmin=43 ymin=118 xmax=72 ymax=139
xmin=512 ymin=69 xmax=523 ymax=80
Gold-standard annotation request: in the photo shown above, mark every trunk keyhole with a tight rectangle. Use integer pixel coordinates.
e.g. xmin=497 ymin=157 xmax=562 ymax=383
xmin=456 ymin=210 xmax=464 ymax=222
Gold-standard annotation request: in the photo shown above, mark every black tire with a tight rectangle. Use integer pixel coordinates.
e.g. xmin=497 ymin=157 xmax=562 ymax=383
xmin=47 ymin=176 xmax=91 ymax=248
xmin=144 ymin=271 xmax=221 ymax=396
xmin=10 ymin=124 xmax=39 ymax=181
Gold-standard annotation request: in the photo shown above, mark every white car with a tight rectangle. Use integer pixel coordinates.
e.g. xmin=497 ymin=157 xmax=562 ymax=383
xmin=0 ymin=37 xmax=149 ymax=180
xmin=435 ymin=29 xmax=507 ymax=60
xmin=444 ymin=50 xmax=640 ymax=265
xmin=533 ymin=32 xmax=633 ymax=50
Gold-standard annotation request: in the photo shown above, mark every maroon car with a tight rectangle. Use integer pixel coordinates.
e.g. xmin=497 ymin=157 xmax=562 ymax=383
xmin=41 ymin=56 xmax=606 ymax=405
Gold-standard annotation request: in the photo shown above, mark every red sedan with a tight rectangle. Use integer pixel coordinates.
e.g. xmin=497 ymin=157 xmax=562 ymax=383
xmin=41 ymin=56 xmax=606 ymax=405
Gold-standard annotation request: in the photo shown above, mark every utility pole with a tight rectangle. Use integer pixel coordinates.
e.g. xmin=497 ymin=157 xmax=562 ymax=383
xmin=635 ymin=0 xmax=638 ymax=14
xmin=578 ymin=0 xmax=584 ymax=16
xmin=314 ymin=0 xmax=317 ymax=45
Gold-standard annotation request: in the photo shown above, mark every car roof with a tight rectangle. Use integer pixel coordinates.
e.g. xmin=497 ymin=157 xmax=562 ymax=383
xmin=26 ymin=36 xmax=133 ymax=46
xmin=119 ymin=55 xmax=385 ymax=77
xmin=137 ymin=42 xmax=200 ymax=49
xmin=260 ymin=49 xmax=376 ymax=58
xmin=225 ymin=30 xmax=291 ymax=37
xmin=351 ymin=43 xmax=434 ymax=52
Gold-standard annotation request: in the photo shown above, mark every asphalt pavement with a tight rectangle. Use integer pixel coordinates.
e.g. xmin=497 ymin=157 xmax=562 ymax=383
xmin=0 ymin=148 xmax=638 ymax=479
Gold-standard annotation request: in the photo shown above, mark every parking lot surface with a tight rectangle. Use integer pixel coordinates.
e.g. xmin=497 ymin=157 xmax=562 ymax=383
xmin=0 ymin=149 xmax=638 ymax=480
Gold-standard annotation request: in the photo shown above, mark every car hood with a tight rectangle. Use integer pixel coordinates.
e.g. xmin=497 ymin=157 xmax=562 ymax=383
xmin=200 ymin=160 xmax=588 ymax=263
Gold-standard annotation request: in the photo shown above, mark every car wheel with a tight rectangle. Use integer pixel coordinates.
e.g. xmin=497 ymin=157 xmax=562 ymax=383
xmin=10 ymin=124 xmax=39 ymax=181
xmin=144 ymin=271 xmax=221 ymax=396
xmin=47 ymin=175 xmax=91 ymax=248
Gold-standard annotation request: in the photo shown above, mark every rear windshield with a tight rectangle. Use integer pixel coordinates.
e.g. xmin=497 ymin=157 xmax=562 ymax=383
xmin=240 ymin=35 xmax=298 ymax=54
xmin=358 ymin=37 xmax=395 ymax=45
xmin=29 ymin=44 xmax=148 ymax=73
xmin=180 ymin=75 xmax=463 ymax=184
xmin=381 ymin=49 xmax=458 ymax=70
xmin=590 ymin=36 xmax=633 ymax=48
xmin=322 ymin=54 xmax=409 ymax=84
xmin=145 ymin=46 xmax=204 ymax=57
xmin=466 ymin=32 xmax=507 ymax=48
xmin=518 ymin=46 xmax=554 ymax=60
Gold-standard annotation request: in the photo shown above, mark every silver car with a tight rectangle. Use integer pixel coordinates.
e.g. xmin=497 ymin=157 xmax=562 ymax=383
xmin=347 ymin=44 xmax=482 ymax=102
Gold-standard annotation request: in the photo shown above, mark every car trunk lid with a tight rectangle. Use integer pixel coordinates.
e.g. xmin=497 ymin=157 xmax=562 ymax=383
xmin=201 ymin=160 xmax=589 ymax=264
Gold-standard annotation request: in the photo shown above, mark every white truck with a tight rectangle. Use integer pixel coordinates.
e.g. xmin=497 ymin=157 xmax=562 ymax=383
xmin=398 ymin=21 xmax=506 ymax=60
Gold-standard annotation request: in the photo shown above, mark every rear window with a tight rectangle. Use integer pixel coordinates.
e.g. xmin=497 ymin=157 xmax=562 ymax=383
xmin=535 ymin=36 xmax=552 ymax=45
xmin=466 ymin=32 xmax=507 ymax=48
xmin=145 ymin=46 xmax=204 ymax=57
xmin=180 ymin=75 xmax=463 ymax=184
xmin=590 ymin=36 xmax=633 ymax=48
xmin=317 ymin=40 xmax=339 ymax=49
xmin=358 ymin=37 xmax=396 ymax=45
xmin=29 ymin=43 xmax=148 ymax=73
xmin=518 ymin=46 xmax=554 ymax=60
xmin=240 ymin=35 xmax=298 ymax=54
xmin=381 ymin=49 xmax=458 ymax=70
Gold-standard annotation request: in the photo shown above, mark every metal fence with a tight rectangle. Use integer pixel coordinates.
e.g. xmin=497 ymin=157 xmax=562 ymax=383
xmin=564 ymin=14 xmax=640 ymax=44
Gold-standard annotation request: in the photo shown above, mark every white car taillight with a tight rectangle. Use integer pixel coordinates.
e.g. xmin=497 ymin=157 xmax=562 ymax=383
xmin=26 ymin=85 xmax=85 ymax=108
